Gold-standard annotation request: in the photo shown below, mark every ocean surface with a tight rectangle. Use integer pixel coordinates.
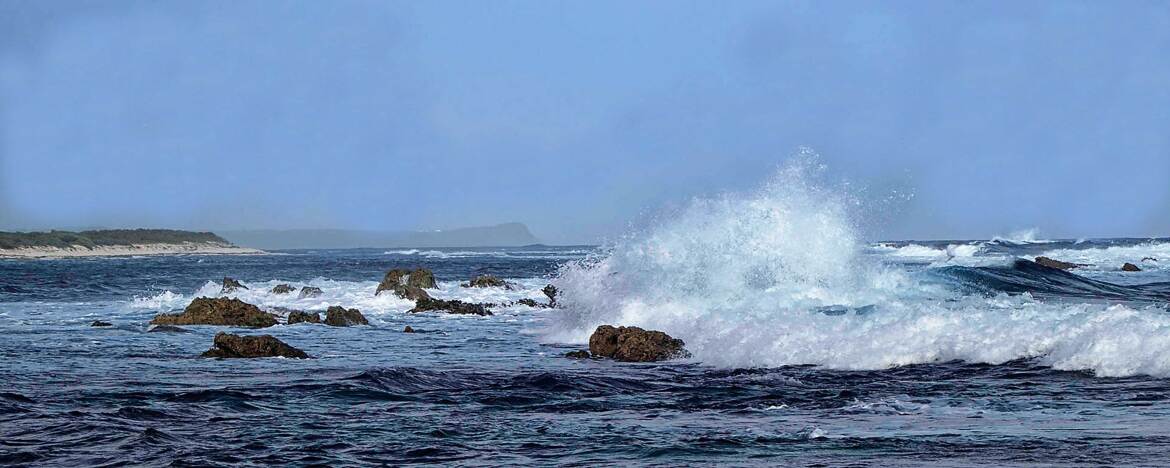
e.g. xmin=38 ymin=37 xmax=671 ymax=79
xmin=3 ymin=234 xmax=1170 ymax=466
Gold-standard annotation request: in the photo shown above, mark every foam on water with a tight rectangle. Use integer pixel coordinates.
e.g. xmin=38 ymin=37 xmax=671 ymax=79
xmin=547 ymin=159 xmax=1170 ymax=377
xmin=1036 ymin=241 xmax=1170 ymax=272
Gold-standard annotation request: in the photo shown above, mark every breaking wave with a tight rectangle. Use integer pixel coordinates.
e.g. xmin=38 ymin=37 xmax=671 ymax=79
xmin=548 ymin=157 xmax=1170 ymax=377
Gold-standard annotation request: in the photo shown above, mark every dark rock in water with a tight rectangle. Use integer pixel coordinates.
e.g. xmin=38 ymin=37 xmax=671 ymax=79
xmin=517 ymin=298 xmax=543 ymax=308
xmin=270 ymin=284 xmax=295 ymax=294
xmin=221 ymin=277 xmax=248 ymax=294
xmin=392 ymin=284 xmax=431 ymax=301
xmin=324 ymin=306 xmax=369 ymax=326
xmin=463 ymin=274 xmax=512 ymax=289
xmin=147 ymin=325 xmax=191 ymax=333
xmin=1122 ymin=263 xmax=1142 ymax=272
xmin=588 ymin=325 xmax=689 ymax=362
xmin=287 ymin=310 xmax=321 ymax=325
xmin=201 ymin=332 xmax=309 ymax=359
xmin=542 ymin=284 xmax=558 ymax=304
xmin=1035 ymin=257 xmax=1079 ymax=270
xmin=1142 ymin=257 xmax=1158 ymax=263
xmin=90 ymin=320 xmax=112 ymax=327
xmin=375 ymin=269 xmax=411 ymax=295
xmin=151 ymin=297 xmax=278 ymax=328
xmin=403 ymin=325 xmax=415 ymax=333
xmin=564 ymin=350 xmax=591 ymax=359
xmin=407 ymin=268 xmax=437 ymax=289
xmin=411 ymin=297 xmax=492 ymax=316
xmin=299 ymin=286 xmax=323 ymax=298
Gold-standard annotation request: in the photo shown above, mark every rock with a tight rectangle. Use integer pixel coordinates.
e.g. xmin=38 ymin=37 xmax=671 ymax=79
xmin=1122 ymin=263 xmax=1142 ymax=272
xmin=588 ymin=325 xmax=689 ymax=362
xmin=1141 ymin=257 xmax=1158 ymax=263
xmin=516 ymin=298 xmax=550 ymax=308
xmin=323 ymin=306 xmax=369 ymax=326
xmin=90 ymin=320 xmax=112 ymax=327
xmin=287 ymin=310 xmax=321 ymax=325
xmin=462 ymin=274 xmax=512 ymax=289
xmin=542 ymin=284 xmax=558 ymax=305
xmin=270 ymin=284 xmax=295 ymax=294
xmin=564 ymin=350 xmax=591 ymax=359
xmin=1034 ymin=256 xmax=1079 ymax=270
xmin=299 ymin=286 xmax=323 ymax=298
xmin=375 ymin=269 xmax=411 ymax=295
xmin=392 ymin=284 xmax=431 ymax=301
xmin=406 ymin=268 xmax=437 ymax=289
xmin=147 ymin=325 xmax=191 ymax=333
xmin=221 ymin=277 xmax=248 ymax=294
xmin=201 ymin=332 xmax=309 ymax=359
xmin=403 ymin=325 xmax=415 ymax=333
xmin=410 ymin=297 xmax=492 ymax=316
xmin=150 ymin=297 xmax=278 ymax=328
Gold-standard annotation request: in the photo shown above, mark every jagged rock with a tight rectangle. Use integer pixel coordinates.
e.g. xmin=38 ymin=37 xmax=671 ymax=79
xmin=410 ymin=297 xmax=492 ymax=316
xmin=392 ymin=284 xmax=431 ymax=301
xmin=299 ymin=286 xmax=323 ymax=298
xmin=407 ymin=268 xmax=437 ymax=289
xmin=90 ymin=320 xmax=112 ymax=327
xmin=1122 ymin=263 xmax=1142 ymax=272
xmin=462 ymin=274 xmax=512 ymax=289
xmin=516 ymin=298 xmax=551 ymax=308
xmin=147 ymin=325 xmax=191 ymax=333
xmin=1035 ymin=257 xmax=1079 ymax=270
xmin=270 ymin=284 xmax=295 ymax=294
xmin=403 ymin=325 xmax=415 ymax=333
xmin=542 ymin=284 xmax=558 ymax=305
xmin=324 ymin=306 xmax=369 ymax=326
xmin=588 ymin=325 xmax=689 ymax=362
xmin=287 ymin=310 xmax=321 ymax=325
xmin=151 ymin=297 xmax=278 ymax=328
xmin=564 ymin=350 xmax=591 ymax=359
xmin=375 ymin=269 xmax=410 ymax=295
xmin=201 ymin=332 xmax=309 ymax=359
xmin=221 ymin=277 xmax=248 ymax=294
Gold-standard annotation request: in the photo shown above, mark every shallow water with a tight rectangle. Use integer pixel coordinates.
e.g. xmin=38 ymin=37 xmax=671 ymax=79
xmin=2 ymin=242 xmax=1170 ymax=466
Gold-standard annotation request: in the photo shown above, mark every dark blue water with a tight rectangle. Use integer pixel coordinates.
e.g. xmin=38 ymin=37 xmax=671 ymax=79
xmin=3 ymin=241 xmax=1170 ymax=466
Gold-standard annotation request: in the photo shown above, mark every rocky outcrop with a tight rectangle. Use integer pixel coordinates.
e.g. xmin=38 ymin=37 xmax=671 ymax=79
xmin=90 ymin=320 xmax=112 ymax=327
xmin=1122 ymin=263 xmax=1142 ymax=272
xmin=1035 ymin=257 xmax=1079 ymax=270
xmin=376 ymin=269 xmax=410 ymax=295
xmin=410 ymin=297 xmax=492 ymax=316
xmin=588 ymin=325 xmax=689 ymax=362
xmin=1142 ymin=257 xmax=1158 ymax=263
xmin=516 ymin=298 xmax=548 ymax=308
xmin=564 ymin=350 xmax=591 ymax=359
xmin=147 ymin=325 xmax=191 ymax=333
xmin=270 ymin=284 xmax=295 ymax=294
xmin=221 ymin=277 xmax=248 ymax=294
xmin=287 ymin=310 xmax=321 ymax=325
xmin=407 ymin=269 xmax=436 ymax=289
xmin=201 ymin=332 xmax=309 ymax=359
xmin=324 ymin=306 xmax=369 ymax=326
xmin=151 ymin=297 xmax=278 ymax=328
xmin=462 ymin=274 xmax=512 ymax=289
xmin=299 ymin=286 xmax=323 ymax=298
xmin=542 ymin=284 xmax=558 ymax=305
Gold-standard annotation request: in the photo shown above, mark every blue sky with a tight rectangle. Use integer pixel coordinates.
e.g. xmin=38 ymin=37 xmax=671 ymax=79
xmin=1 ymin=1 xmax=1167 ymax=244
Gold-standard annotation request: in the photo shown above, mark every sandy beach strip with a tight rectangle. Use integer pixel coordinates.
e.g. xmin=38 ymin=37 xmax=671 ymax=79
xmin=0 ymin=243 xmax=265 ymax=259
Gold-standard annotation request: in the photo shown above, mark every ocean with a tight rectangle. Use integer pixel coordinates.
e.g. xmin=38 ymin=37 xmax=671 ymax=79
xmin=2 ymin=235 xmax=1169 ymax=466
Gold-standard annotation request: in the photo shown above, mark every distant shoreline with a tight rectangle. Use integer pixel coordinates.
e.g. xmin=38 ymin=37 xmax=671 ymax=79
xmin=0 ymin=242 xmax=265 ymax=259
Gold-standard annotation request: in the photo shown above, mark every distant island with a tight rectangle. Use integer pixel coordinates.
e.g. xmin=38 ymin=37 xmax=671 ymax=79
xmin=219 ymin=222 xmax=541 ymax=249
xmin=0 ymin=229 xmax=261 ymax=258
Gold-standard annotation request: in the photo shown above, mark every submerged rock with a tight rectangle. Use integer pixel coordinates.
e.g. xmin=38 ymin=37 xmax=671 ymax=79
xmin=323 ymin=306 xmax=369 ymax=326
xmin=221 ymin=277 xmax=248 ymax=294
xmin=410 ymin=297 xmax=492 ymax=316
xmin=1142 ymin=257 xmax=1158 ymax=263
xmin=90 ymin=320 xmax=112 ymax=327
xmin=407 ymin=268 xmax=437 ymax=289
xmin=201 ymin=332 xmax=309 ymax=359
xmin=564 ymin=350 xmax=591 ymax=359
xmin=287 ymin=310 xmax=321 ymax=325
xmin=1034 ymin=256 xmax=1079 ymax=270
xmin=147 ymin=325 xmax=191 ymax=333
xmin=298 ymin=286 xmax=323 ymax=298
xmin=462 ymin=274 xmax=512 ymax=289
xmin=151 ymin=297 xmax=278 ymax=328
xmin=1122 ymin=263 xmax=1142 ymax=272
xmin=270 ymin=284 xmax=295 ymax=294
xmin=588 ymin=325 xmax=689 ymax=362
xmin=403 ymin=325 xmax=415 ymax=333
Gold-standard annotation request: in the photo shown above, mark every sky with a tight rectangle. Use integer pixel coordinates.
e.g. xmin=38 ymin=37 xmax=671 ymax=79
xmin=1 ymin=0 xmax=1168 ymax=244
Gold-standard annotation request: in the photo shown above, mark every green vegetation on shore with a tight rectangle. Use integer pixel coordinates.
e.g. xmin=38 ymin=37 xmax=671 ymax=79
xmin=0 ymin=229 xmax=230 ymax=250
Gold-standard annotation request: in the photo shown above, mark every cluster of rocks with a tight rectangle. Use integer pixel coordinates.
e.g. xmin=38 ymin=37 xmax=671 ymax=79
xmin=373 ymin=267 xmax=494 ymax=316
xmin=1034 ymin=256 xmax=1150 ymax=272
xmin=564 ymin=325 xmax=690 ymax=362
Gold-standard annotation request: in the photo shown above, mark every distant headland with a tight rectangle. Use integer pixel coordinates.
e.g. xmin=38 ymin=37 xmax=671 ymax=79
xmin=0 ymin=229 xmax=261 ymax=258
